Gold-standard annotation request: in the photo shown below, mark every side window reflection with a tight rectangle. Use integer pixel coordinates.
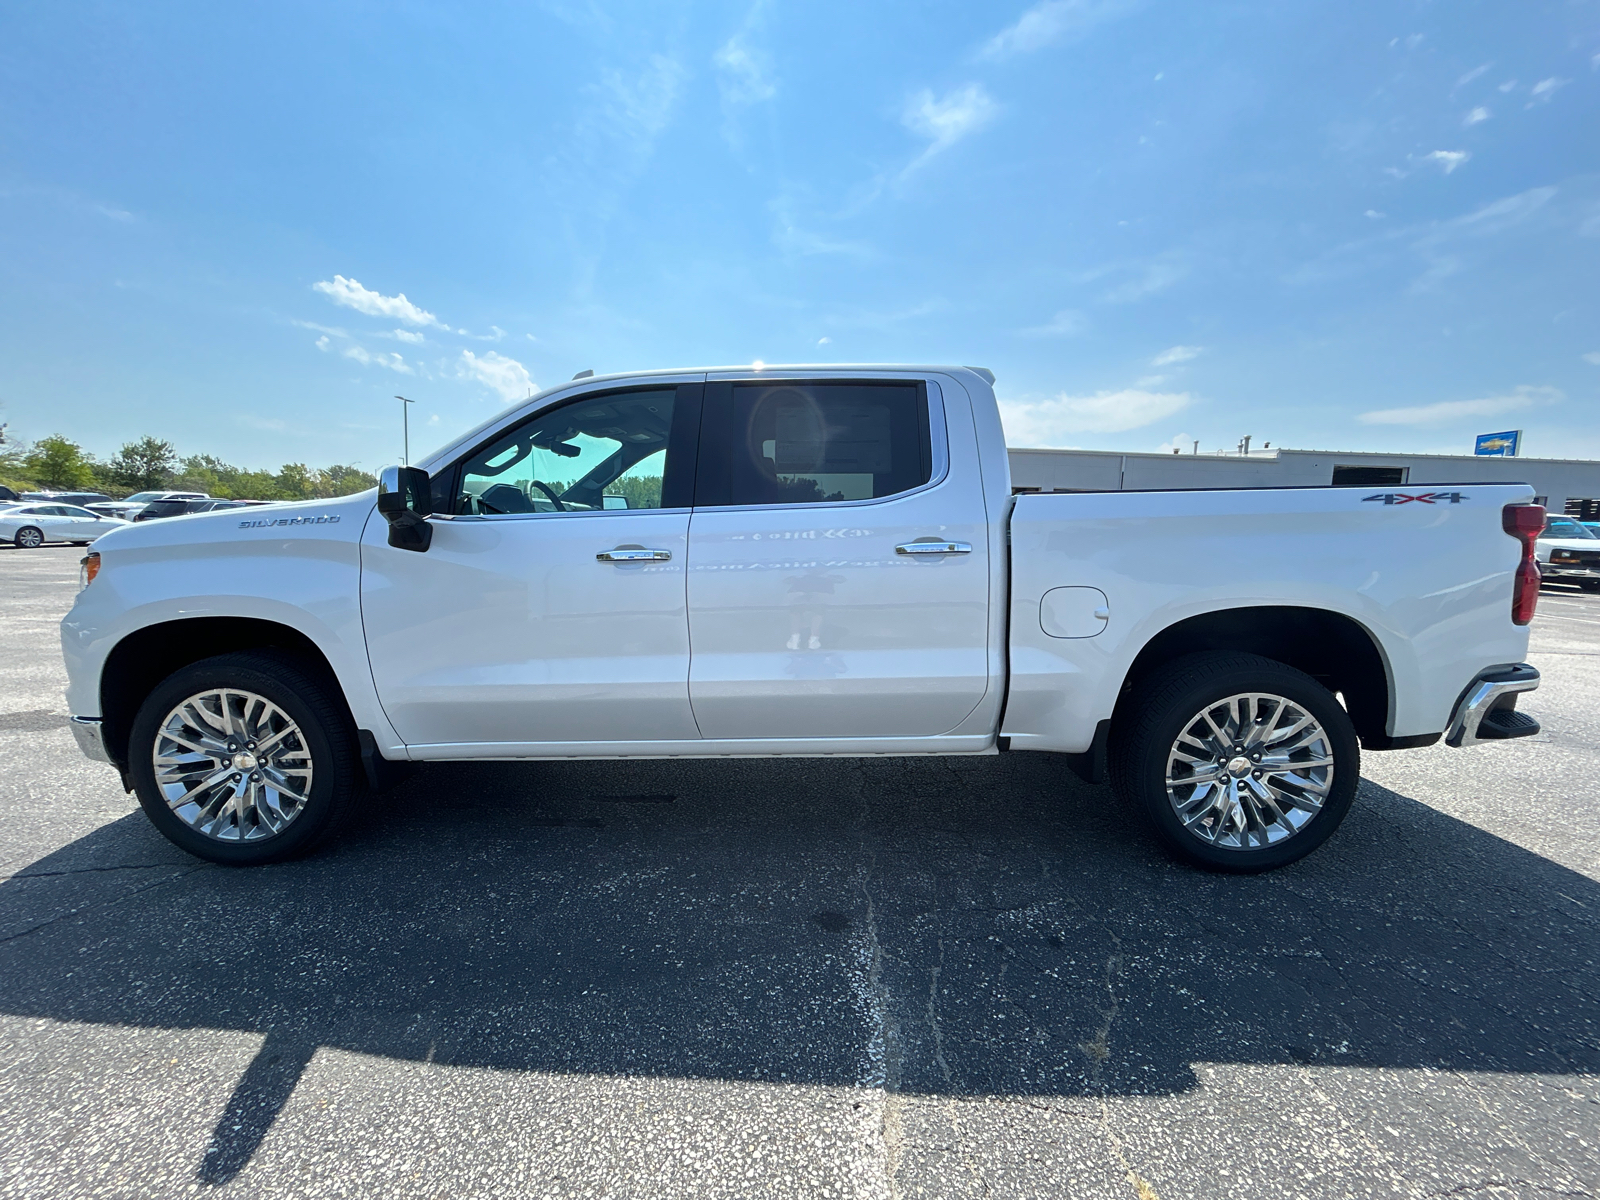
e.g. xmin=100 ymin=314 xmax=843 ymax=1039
xmin=456 ymin=389 xmax=675 ymax=515
xmin=729 ymin=383 xmax=930 ymax=507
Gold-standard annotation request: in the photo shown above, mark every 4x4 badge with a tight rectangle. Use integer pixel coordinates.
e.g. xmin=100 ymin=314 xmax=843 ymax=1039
xmin=1362 ymin=492 xmax=1467 ymax=505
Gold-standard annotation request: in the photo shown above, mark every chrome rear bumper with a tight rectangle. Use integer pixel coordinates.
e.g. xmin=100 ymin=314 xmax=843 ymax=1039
xmin=1445 ymin=664 xmax=1541 ymax=748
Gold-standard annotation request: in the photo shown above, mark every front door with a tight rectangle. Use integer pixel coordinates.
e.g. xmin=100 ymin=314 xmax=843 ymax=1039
xmin=361 ymin=382 xmax=704 ymax=749
xmin=685 ymin=377 xmax=993 ymax=740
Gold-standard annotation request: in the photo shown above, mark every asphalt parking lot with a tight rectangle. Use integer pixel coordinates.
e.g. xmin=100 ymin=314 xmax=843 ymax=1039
xmin=1 ymin=544 xmax=1596 ymax=1200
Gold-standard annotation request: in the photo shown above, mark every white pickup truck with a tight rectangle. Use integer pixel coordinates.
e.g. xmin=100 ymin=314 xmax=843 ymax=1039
xmin=62 ymin=366 xmax=1547 ymax=872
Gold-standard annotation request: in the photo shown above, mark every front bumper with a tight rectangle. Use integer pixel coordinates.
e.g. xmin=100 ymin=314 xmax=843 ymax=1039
xmin=69 ymin=716 xmax=112 ymax=763
xmin=1445 ymin=664 xmax=1541 ymax=748
xmin=1539 ymin=562 xmax=1600 ymax=579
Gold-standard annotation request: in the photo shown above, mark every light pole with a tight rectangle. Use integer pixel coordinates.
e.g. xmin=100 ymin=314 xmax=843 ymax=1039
xmin=395 ymin=395 xmax=415 ymax=465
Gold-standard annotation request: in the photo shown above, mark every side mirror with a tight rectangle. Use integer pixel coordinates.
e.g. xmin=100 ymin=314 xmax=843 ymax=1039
xmin=377 ymin=465 xmax=433 ymax=552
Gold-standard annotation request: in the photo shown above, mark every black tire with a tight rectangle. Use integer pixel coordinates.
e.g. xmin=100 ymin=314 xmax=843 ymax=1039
xmin=1579 ymin=579 xmax=1600 ymax=594
xmin=14 ymin=526 xmax=43 ymax=549
xmin=128 ymin=651 xmax=362 ymax=865
xmin=1109 ymin=652 xmax=1359 ymax=873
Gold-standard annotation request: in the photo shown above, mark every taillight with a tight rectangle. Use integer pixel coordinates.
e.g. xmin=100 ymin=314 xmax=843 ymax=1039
xmin=1502 ymin=504 xmax=1544 ymax=625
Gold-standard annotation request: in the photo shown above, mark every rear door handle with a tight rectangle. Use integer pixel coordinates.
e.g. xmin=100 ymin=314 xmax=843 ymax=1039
xmin=895 ymin=541 xmax=972 ymax=555
xmin=597 ymin=548 xmax=672 ymax=562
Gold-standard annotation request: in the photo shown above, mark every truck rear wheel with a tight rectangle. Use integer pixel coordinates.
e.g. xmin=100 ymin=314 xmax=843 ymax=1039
xmin=1109 ymin=652 xmax=1359 ymax=872
xmin=127 ymin=652 xmax=361 ymax=865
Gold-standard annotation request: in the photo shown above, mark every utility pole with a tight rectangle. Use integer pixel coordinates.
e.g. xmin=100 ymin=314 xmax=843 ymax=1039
xmin=395 ymin=395 xmax=415 ymax=465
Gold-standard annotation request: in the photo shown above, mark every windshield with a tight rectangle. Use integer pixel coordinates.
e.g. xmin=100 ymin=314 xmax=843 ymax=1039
xmin=1543 ymin=518 xmax=1597 ymax=540
xmin=125 ymin=492 xmax=165 ymax=503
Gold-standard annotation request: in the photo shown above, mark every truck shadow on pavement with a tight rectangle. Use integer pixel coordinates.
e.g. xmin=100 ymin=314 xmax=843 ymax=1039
xmin=2 ymin=752 xmax=1596 ymax=1185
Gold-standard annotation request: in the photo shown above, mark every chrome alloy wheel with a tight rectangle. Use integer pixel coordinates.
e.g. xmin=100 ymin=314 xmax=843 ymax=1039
xmin=1164 ymin=692 xmax=1335 ymax=850
xmin=152 ymin=689 xmax=314 ymax=842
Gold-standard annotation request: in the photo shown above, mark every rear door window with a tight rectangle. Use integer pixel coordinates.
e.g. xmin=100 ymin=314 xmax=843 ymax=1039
xmin=696 ymin=381 xmax=932 ymax=508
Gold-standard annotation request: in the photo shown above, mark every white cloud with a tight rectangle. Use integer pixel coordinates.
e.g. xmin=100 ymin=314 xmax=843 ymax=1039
xmin=589 ymin=56 xmax=686 ymax=163
xmin=817 ymin=336 xmax=832 ymax=345
xmin=713 ymin=34 xmax=775 ymax=108
xmin=1019 ymin=309 xmax=1086 ymax=337
xmin=1000 ymin=388 xmax=1192 ymax=443
xmin=1527 ymin=77 xmax=1568 ymax=105
xmin=1099 ymin=259 xmax=1186 ymax=303
xmin=1583 ymin=352 xmax=1600 ymax=365
xmin=1498 ymin=79 xmax=1517 ymax=92
xmin=1421 ymin=150 xmax=1470 ymax=174
xmin=1455 ymin=63 xmax=1492 ymax=89
xmin=342 ymin=344 xmax=413 ymax=374
xmin=313 ymin=275 xmax=443 ymax=328
xmin=1155 ymin=432 xmax=1193 ymax=454
xmin=771 ymin=199 xmax=874 ymax=257
xmin=1463 ymin=106 xmax=1490 ymax=126
xmin=458 ymin=350 xmax=533 ymax=403
xmin=1152 ymin=344 xmax=1203 ymax=366
xmin=902 ymin=84 xmax=998 ymax=170
xmin=1365 ymin=209 xmax=1386 ymax=219
xmin=978 ymin=0 xmax=1131 ymax=60
xmin=314 ymin=335 xmax=331 ymax=352
xmin=390 ymin=329 xmax=426 ymax=344
xmin=1358 ymin=384 xmax=1561 ymax=426
xmin=293 ymin=319 xmax=349 ymax=338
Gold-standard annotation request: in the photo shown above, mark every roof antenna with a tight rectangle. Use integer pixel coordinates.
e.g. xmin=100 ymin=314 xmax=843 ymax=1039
xmin=572 ymin=369 xmax=594 ymax=380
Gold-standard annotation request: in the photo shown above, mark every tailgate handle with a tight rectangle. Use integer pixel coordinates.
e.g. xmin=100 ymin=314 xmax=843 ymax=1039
xmin=895 ymin=541 xmax=971 ymax=555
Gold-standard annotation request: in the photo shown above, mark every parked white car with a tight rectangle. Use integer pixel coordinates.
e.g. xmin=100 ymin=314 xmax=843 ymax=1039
xmin=3 ymin=503 xmax=130 ymax=548
xmin=62 ymin=365 xmax=1546 ymax=873
xmin=91 ymin=490 xmax=211 ymax=521
xmin=1535 ymin=515 xmax=1600 ymax=591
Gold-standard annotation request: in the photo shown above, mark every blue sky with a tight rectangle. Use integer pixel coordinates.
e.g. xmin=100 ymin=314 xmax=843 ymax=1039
xmin=2 ymin=0 xmax=1597 ymax=470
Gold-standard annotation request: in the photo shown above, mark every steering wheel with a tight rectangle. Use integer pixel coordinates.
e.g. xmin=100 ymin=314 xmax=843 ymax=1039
xmin=530 ymin=480 xmax=567 ymax=511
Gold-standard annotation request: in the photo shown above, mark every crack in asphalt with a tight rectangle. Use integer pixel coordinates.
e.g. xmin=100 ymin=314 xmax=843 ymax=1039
xmin=0 ymin=863 xmax=210 ymax=946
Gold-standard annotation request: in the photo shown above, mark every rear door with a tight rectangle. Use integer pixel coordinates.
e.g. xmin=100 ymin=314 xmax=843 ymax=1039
xmin=685 ymin=375 xmax=992 ymax=740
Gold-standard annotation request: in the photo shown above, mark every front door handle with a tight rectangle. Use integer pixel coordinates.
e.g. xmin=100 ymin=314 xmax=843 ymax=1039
xmin=597 ymin=548 xmax=672 ymax=562
xmin=895 ymin=541 xmax=972 ymax=555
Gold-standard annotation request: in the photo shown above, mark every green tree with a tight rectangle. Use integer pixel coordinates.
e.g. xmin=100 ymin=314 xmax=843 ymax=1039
xmin=107 ymin=436 xmax=176 ymax=492
xmin=24 ymin=435 xmax=97 ymax=490
xmin=322 ymin=464 xmax=377 ymax=496
xmin=275 ymin=463 xmax=317 ymax=500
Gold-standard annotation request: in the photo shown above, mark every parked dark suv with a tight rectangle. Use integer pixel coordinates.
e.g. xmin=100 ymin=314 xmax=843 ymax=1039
xmin=132 ymin=498 xmax=248 ymax=521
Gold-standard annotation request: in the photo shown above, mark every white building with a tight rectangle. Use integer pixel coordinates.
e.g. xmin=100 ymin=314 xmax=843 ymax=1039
xmin=1008 ymin=446 xmax=1600 ymax=518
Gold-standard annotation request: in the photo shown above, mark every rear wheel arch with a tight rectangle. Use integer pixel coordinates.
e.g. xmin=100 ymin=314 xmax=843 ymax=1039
xmin=99 ymin=617 xmax=355 ymax=770
xmin=1115 ymin=605 xmax=1396 ymax=749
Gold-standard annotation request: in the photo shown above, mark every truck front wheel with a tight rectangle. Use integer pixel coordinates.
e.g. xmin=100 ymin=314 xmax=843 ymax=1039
xmin=1109 ymin=652 xmax=1359 ymax=872
xmin=127 ymin=652 xmax=361 ymax=865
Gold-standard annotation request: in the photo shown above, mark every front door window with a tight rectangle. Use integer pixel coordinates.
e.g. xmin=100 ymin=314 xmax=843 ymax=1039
xmin=456 ymin=389 xmax=677 ymax=515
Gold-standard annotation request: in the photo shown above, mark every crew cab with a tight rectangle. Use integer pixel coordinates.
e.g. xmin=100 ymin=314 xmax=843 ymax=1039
xmin=61 ymin=366 xmax=1546 ymax=872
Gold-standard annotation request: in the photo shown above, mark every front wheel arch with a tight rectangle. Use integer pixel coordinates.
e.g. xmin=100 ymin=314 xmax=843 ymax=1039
xmin=100 ymin=617 xmax=355 ymax=772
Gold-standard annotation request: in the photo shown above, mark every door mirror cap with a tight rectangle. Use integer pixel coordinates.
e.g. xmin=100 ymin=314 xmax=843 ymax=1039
xmin=378 ymin=466 xmax=432 ymax=519
xmin=377 ymin=465 xmax=433 ymax=552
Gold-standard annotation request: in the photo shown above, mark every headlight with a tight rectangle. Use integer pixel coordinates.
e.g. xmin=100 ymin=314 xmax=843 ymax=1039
xmin=79 ymin=551 xmax=100 ymax=591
